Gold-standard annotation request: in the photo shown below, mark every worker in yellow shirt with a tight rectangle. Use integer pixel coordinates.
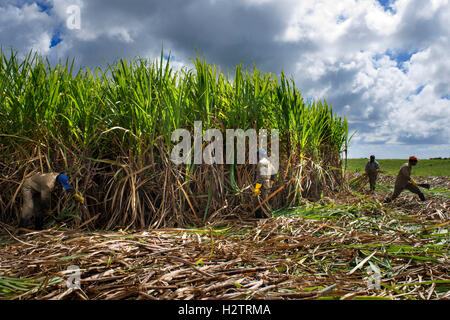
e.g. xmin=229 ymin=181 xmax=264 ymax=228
xmin=384 ymin=156 xmax=427 ymax=203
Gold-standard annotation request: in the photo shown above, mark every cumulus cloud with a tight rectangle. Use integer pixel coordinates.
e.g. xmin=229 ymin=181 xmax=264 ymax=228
xmin=0 ymin=0 xmax=449 ymax=158
xmin=277 ymin=0 xmax=450 ymax=158
xmin=0 ymin=2 xmax=56 ymax=54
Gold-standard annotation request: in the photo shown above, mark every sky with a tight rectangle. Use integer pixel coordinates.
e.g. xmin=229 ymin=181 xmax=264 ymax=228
xmin=1 ymin=0 xmax=449 ymax=159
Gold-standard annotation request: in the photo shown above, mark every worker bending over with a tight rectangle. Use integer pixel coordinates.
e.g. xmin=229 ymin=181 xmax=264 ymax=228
xmin=20 ymin=173 xmax=83 ymax=230
xmin=254 ymin=148 xmax=277 ymax=218
xmin=384 ymin=156 xmax=426 ymax=203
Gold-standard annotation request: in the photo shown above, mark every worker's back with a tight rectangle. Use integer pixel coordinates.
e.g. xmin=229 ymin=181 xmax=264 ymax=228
xmin=395 ymin=163 xmax=411 ymax=188
xmin=257 ymin=157 xmax=276 ymax=189
xmin=23 ymin=173 xmax=59 ymax=193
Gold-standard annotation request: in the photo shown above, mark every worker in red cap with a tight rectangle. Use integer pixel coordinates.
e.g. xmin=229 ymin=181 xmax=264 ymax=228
xmin=384 ymin=156 xmax=426 ymax=203
xmin=20 ymin=173 xmax=84 ymax=230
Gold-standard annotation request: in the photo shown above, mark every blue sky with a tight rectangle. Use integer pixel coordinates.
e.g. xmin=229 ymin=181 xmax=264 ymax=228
xmin=35 ymin=1 xmax=52 ymax=12
xmin=377 ymin=0 xmax=396 ymax=12
xmin=1 ymin=0 xmax=449 ymax=159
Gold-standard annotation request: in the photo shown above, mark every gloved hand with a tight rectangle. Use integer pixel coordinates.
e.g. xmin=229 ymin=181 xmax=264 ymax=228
xmin=254 ymin=183 xmax=262 ymax=196
xmin=410 ymin=178 xmax=419 ymax=187
xmin=74 ymin=192 xmax=85 ymax=204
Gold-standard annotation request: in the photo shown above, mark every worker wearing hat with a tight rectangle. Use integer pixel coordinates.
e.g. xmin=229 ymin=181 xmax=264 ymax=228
xmin=254 ymin=148 xmax=277 ymax=218
xmin=365 ymin=155 xmax=381 ymax=192
xmin=384 ymin=156 xmax=426 ymax=203
xmin=20 ymin=173 xmax=83 ymax=230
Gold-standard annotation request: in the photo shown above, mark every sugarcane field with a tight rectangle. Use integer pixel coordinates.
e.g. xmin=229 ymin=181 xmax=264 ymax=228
xmin=0 ymin=48 xmax=448 ymax=303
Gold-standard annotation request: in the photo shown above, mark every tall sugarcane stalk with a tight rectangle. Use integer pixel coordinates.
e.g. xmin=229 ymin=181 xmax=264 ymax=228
xmin=0 ymin=49 xmax=349 ymax=228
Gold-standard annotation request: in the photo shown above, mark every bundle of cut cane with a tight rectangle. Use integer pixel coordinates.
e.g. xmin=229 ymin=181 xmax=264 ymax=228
xmin=349 ymin=173 xmax=369 ymax=191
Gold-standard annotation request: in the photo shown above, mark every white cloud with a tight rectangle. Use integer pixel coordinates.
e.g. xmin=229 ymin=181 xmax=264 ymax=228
xmin=0 ymin=2 xmax=55 ymax=55
xmin=273 ymin=0 xmax=450 ymax=157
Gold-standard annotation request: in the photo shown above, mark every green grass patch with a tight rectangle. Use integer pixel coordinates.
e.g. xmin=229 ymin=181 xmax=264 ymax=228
xmin=56 ymin=253 xmax=90 ymax=261
xmin=347 ymin=159 xmax=450 ymax=177
xmin=424 ymin=188 xmax=450 ymax=198
xmin=0 ymin=275 xmax=63 ymax=299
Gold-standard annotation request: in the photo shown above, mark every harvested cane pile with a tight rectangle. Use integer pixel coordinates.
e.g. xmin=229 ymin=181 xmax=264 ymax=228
xmin=1 ymin=188 xmax=448 ymax=300
xmin=349 ymin=173 xmax=369 ymax=192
